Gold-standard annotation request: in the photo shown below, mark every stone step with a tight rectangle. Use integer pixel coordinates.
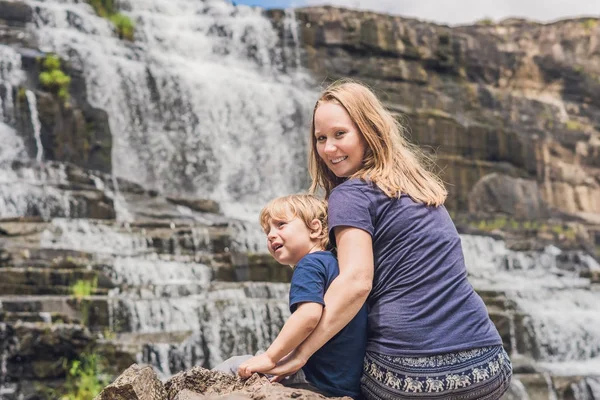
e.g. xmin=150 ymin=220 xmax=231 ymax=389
xmin=0 ymin=321 xmax=136 ymax=382
xmin=0 ymin=282 xmax=110 ymax=296
xmin=1 ymin=321 xmax=95 ymax=380
xmin=211 ymin=252 xmax=292 ymax=283
xmin=0 ymin=247 xmax=96 ymax=267
xmin=0 ymin=266 xmax=110 ymax=288
xmin=0 ymin=295 xmax=117 ymax=332
xmin=116 ymin=330 xmax=194 ymax=346
xmin=0 ymin=311 xmax=80 ymax=324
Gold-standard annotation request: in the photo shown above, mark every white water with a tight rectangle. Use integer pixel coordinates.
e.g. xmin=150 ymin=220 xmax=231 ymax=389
xmin=25 ymin=90 xmax=43 ymax=163
xmin=28 ymin=0 xmax=316 ymax=222
xmin=0 ymin=46 xmax=76 ymax=219
xmin=462 ymin=235 xmax=600 ymax=375
xmin=0 ymin=45 xmax=24 ymax=125
xmin=38 ymin=218 xmax=600 ymax=379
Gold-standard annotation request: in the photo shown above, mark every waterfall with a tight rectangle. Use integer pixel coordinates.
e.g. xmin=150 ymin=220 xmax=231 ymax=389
xmin=24 ymin=90 xmax=43 ymax=163
xmin=0 ymin=45 xmax=75 ymax=219
xmin=38 ymin=217 xmax=291 ymax=374
xmin=27 ymin=0 xmax=316 ymax=222
xmin=0 ymin=45 xmax=23 ymax=125
xmin=462 ymin=235 xmax=600 ymax=375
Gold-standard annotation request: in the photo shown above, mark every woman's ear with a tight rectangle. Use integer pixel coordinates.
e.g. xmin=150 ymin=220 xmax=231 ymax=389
xmin=309 ymin=219 xmax=323 ymax=238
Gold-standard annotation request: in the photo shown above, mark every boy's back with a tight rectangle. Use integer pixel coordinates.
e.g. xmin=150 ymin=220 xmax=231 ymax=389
xmin=290 ymin=251 xmax=367 ymax=399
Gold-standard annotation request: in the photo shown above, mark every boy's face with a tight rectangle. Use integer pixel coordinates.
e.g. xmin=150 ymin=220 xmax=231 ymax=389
xmin=265 ymin=212 xmax=321 ymax=266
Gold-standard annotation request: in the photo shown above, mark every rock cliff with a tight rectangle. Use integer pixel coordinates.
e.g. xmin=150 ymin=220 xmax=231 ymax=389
xmin=270 ymin=7 xmax=600 ymax=254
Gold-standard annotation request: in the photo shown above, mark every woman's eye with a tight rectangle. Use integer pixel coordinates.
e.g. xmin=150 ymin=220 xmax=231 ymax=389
xmin=316 ymin=136 xmax=326 ymax=142
xmin=335 ymin=131 xmax=345 ymax=137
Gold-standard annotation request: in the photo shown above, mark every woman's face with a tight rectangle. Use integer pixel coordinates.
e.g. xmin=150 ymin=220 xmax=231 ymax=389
xmin=314 ymin=102 xmax=367 ymax=178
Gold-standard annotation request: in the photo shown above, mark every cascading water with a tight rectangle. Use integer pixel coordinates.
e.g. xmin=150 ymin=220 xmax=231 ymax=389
xmin=28 ymin=0 xmax=316 ymax=221
xmin=15 ymin=1 xmax=317 ymax=376
xmin=1 ymin=0 xmax=599 ymax=397
xmin=0 ymin=45 xmax=75 ymax=219
xmin=462 ymin=235 xmax=600 ymax=396
xmin=38 ymin=216 xmax=292 ymax=377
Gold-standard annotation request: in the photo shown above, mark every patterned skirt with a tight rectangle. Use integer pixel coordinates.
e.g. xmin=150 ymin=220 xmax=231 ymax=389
xmin=361 ymin=346 xmax=512 ymax=400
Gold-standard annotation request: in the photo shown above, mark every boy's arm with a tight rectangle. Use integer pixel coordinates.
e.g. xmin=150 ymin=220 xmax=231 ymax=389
xmin=238 ymin=302 xmax=322 ymax=377
xmin=265 ymin=302 xmax=323 ymax=362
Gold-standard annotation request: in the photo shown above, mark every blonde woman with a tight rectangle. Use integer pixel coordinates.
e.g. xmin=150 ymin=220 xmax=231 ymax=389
xmin=260 ymin=80 xmax=512 ymax=399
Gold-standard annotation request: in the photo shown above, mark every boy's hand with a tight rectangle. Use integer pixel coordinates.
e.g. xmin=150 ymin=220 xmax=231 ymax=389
xmin=237 ymin=353 xmax=277 ymax=378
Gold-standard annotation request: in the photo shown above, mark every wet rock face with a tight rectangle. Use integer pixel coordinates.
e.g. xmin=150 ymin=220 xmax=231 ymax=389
xmin=34 ymin=86 xmax=113 ymax=174
xmin=13 ymin=56 xmax=113 ymax=174
xmin=0 ymin=161 xmax=116 ymax=220
xmin=1 ymin=3 xmax=112 ymax=175
xmin=273 ymin=7 xmax=600 ymax=222
xmin=96 ymin=364 xmax=350 ymax=400
xmin=0 ymin=1 xmax=34 ymax=46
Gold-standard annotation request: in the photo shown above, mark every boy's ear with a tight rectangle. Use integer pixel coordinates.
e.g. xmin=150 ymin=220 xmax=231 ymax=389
xmin=309 ymin=219 xmax=323 ymax=238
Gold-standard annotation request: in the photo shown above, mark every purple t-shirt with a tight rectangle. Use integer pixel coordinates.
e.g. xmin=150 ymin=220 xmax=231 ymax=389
xmin=328 ymin=179 xmax=502 ymax=356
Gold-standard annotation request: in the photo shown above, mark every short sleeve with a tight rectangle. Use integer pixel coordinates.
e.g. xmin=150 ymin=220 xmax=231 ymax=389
xmin=289 ymin=258 xmax=327 ymax=313
xmin=328 ymin=184 xmax=374 ymax=246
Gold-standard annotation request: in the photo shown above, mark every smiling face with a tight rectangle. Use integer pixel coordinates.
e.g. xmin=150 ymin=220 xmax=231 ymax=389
xmin=265 ymin=211 xmax=322 ymax=266
xmin=314 ymin=102 xmax=367 ymax=178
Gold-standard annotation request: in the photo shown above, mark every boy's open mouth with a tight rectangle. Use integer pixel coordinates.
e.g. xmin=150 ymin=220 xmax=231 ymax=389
xmin=272 ymin=243 xmax=283 ymax=251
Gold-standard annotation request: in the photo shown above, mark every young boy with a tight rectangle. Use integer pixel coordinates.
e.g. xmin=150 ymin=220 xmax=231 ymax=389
xmin=213 ymin=194 xmax=367 ymax=399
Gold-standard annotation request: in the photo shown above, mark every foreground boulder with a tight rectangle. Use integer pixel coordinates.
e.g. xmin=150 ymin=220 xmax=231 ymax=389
xmin=95 ymin=364 xmax=351 ymax=400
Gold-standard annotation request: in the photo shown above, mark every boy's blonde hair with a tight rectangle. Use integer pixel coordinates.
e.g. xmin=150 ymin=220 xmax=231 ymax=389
xmin=309 ymin=79 xmax=447 ymax=206
xmin=260 ymin=194 xmax=329 ymax=249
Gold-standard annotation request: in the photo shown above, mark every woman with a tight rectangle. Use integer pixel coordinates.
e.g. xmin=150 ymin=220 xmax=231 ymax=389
xmin=263 ymin=80 xmax=512 ymax=399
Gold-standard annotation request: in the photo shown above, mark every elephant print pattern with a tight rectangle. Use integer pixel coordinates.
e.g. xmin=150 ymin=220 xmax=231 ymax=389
xmin=361 ymin=346 xmax=512 ymax=400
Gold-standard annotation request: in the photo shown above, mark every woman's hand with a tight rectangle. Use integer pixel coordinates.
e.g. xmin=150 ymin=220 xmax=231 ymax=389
xmin=264 ymin=349 xmax=308 ymax=382
xmin=237 ymin=353 xmax=277 ymax=378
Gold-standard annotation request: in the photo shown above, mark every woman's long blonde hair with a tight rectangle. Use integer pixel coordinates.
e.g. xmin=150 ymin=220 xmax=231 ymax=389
xmin=308 ymin=79 xmax=447 ymax=206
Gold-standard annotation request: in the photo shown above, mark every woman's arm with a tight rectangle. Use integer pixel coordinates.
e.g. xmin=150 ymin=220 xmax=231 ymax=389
xmin=238 ymin=302 xmax=323 ymax=377
xmin=267 ymin=226 xmax=373 ymax=378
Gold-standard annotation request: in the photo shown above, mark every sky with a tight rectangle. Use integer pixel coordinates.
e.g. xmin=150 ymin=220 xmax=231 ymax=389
xmin=233 ymin=0 xmax=599 ymax=26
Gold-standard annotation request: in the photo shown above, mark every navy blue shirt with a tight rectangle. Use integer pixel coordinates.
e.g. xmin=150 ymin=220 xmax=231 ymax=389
xmin=289 ymin=251 xmax=367 ymax=399
xmin=328 ymin=179 xmax=502 ymax=357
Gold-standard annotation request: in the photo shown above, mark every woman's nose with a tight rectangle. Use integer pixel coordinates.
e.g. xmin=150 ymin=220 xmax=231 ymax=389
xmin=324 ymin=141 xmax=336 ymax=154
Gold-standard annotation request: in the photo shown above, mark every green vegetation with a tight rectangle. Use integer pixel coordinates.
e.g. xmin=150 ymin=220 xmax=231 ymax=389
xmin=60 ymin=353 xmax=109 ymax=400
xmin=88 ymin=0 xmax=135 ymax=41
xmin=419 ymin=108 xmax=451 ymax=118
xmin=38 ymin=54 xmax=71 ymax=101
xmin=87 ymin=0 xmax=115 ymax=17
xmin=102 ymin=328 xmax=116 ymax=340
xmin=71 ymin=277 xmax=98 ymax=326
xmin=581 ymin=18 xmax=598 ymax=32
xmin=565 ymin=119 xmax=584 ymax=131
xmin=109 ymin=13 xmax=135 ymax=41
xmin=465 ymin=215 xmax=577 ymax=241
xmin=17 ymin=87 xmax=27 ymax=101
xmin=71 ymin=277 xmax=97 ymax=299
xmin=476 ymin=18 xmax=494 ymax=26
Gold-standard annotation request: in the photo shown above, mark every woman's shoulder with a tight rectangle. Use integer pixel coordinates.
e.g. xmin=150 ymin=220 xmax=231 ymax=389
xmin=329 ymin=179 xmax=373 ymax=202
xmin=332 ymin=178 xmax=374 ymax=193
